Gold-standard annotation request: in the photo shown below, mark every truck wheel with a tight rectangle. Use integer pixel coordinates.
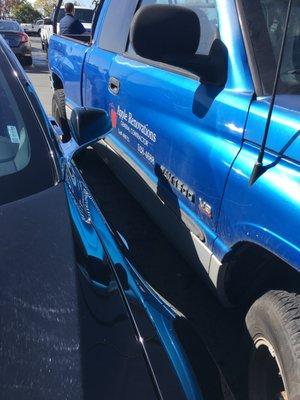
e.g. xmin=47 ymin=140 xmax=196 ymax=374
xmin=25 ymin=56 xmax=33 ymax=66
xmin=21 ymin=56 xmax=32 ymax=67
xmin=246 ymin=290 xmax=300 ymax=400
xmin=52 ymin=89 xmax=71 ymax=142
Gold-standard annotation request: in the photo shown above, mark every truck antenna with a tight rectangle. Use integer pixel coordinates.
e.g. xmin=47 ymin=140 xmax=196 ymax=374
xmin=249 ymin=0 xmax=293 ymax=186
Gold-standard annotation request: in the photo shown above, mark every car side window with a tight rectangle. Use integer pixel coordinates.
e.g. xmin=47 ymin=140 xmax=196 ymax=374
xmin=127 ymin=0 xmax=219 ymax=57
xmin=0 ymin=55 xmax=55 ymax=206
xmin=98 ymin=0 xmax=139 ymax=53
xmin=242 ymin=0 xmax=300 ymax=95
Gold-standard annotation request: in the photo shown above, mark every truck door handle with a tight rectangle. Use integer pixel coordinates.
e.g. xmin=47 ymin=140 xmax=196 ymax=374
xmin=108 ymin=77 xmax=120 ymax=95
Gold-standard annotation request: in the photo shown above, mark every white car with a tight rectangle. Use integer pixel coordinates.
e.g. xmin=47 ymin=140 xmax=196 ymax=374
xmin=21 ymin=19 xmax=44 ymax=35
xmin=40 ymin=18 xmax=51 ymax=51
xmin=42 ymin=7 xmax=93 ymax=52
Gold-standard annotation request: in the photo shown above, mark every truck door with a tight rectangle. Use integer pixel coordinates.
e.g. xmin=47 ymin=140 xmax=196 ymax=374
xmin=82 ymin=0 xmax=138 ymax=111
xmin=105 ymin=0 xmax=254 ymax=258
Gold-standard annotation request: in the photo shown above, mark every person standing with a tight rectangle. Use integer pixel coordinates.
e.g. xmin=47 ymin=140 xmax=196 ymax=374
xmin=59 ymin=3 xmax=86 ymax=35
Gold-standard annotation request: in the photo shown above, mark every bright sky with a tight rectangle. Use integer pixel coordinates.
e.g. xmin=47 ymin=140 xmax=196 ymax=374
xmin=28 ymin=0 xmax=94 ymax=8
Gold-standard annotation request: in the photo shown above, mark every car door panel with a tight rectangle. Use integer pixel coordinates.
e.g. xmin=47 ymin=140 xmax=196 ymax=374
xmin=67 ymin=158 xmax=228 ymax=400
xmin=65 ymin=173 xmax=159 ymax=400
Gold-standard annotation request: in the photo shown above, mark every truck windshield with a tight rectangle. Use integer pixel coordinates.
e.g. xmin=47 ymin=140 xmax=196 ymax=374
xmin=242 ymin=0 xmax=300 ymax=94
xmin=57 ymin=8 xmax=93 ymax=23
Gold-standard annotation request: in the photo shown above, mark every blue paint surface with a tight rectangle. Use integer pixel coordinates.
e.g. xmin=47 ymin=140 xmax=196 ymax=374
xmin=48 ymin=0 xmax=300 ymax=295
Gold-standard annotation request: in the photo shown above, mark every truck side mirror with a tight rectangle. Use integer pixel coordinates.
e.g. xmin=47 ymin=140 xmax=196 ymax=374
xmin=130 ymin=5 xmax=227 ymax=86
xmin=70 ymin=107 xmax=111 ymax=147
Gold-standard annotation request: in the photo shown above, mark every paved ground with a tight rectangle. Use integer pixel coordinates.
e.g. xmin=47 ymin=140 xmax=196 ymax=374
xmin=25 ymin=36 xmax=52 ymax=114
xmin=25 ymin=35 xmax=250 ymax=400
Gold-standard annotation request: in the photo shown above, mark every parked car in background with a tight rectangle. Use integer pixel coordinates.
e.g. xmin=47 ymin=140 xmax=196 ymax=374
xmin=42 ymin=7 xmax=93 ymax=52
xmin=21 ymin=19 xmax=44 ymax=35
xmin=40 ymin=17 xmax=52 ymax=52
xmin=0 ymin=19 xmax=32 ymax=66
xmin=0 ymin=33 xmax=227 ymax=400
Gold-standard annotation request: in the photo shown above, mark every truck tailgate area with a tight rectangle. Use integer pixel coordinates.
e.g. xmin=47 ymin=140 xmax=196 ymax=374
xmin=75 ymin=148 xmax=251 ymax=400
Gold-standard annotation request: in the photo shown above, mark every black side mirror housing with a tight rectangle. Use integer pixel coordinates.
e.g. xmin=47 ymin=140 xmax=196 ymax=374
xmin=130 ymin=5 xmax=200 ymax=63
xmin=130 ymin=5 xmax=227 ymax=86
xmin=70 ymin=107 xmax=111 ymax=147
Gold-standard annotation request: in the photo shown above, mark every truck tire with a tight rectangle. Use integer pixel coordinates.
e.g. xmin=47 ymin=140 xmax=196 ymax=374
xmin=24 ymin=56 xmax=33 ymax=67
xmin=52 ymin=89 xmax=71 ymax=142
xmin=246 ymin=290 xmax=300 ymax=400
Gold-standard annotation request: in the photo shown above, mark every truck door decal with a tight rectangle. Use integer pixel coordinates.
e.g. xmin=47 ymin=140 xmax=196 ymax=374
xmin=110 ymin=104 xmax=156 ymax=166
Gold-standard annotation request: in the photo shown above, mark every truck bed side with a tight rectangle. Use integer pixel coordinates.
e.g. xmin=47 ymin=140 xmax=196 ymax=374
xmin=48 ymin=35 xmax=90 ymax=111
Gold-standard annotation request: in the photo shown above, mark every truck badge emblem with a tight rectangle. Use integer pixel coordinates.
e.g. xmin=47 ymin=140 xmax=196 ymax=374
xmin=199 ymin=198 xmax=212 ymax=218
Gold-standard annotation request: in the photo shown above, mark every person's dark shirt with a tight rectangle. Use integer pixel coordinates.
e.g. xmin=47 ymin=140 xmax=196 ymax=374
xmin=59 ymin=13 xmax=85 ymax=35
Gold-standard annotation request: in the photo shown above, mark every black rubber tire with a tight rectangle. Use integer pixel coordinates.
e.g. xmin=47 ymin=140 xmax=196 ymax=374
xmin=52 ymin=89 xmax=71 ymax=142
xmin=22 ymin=56 xmax=33 ymax=67
xmin=246 ymin=290 xmax=300 ymax=400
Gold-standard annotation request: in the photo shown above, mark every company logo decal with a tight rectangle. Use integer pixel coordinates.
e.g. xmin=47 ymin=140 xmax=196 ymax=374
xmin=109 ymin=103 xmax=156 ymax=166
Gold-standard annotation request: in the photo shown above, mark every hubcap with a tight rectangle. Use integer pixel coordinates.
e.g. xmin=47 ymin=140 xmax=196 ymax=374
xmin=254 ymin=337 xmax=287 ymax=400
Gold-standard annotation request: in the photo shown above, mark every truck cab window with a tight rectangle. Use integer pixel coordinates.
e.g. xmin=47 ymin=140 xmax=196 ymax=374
xmin=242 ymin=0 xmax=300 ymax=95
xmin=98 ymin=0 xmax=139 ymax=53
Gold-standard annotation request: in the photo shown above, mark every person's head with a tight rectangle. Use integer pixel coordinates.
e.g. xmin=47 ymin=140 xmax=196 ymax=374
xmin=64 ymin=2 xmax=75 ymax=15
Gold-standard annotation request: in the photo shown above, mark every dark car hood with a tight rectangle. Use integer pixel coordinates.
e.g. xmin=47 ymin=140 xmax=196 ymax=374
xmin=0 ymin=183 xmax=159 ymax=400
xmin=0 ymin=183 xmax=83 ymax=399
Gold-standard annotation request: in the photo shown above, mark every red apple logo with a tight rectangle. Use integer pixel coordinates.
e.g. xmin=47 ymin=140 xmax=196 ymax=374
xmin=110 ymin=106 xmax=117 ymax=129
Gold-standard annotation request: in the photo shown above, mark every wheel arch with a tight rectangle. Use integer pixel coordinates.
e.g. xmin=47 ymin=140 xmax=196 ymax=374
xmin=51 ymin=72 xmax=64 ymax=91
xmin=216 ymin=241 xmax=299 ymax=306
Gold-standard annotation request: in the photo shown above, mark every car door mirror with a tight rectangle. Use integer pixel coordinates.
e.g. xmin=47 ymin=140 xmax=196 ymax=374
xmin=70 ymin=107 xmax=112 ymax=147
xmin=130 ymin=5 xmax=227 ymax=86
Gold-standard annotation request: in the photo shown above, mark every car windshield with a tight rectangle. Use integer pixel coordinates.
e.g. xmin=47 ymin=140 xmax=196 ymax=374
xmin=57 ymin=8 xmax=93 ymax=23
xmin=0 ymin=21 xmax=21 ymax=31
xmin=0 ymin=48 xmax=55 ymax=205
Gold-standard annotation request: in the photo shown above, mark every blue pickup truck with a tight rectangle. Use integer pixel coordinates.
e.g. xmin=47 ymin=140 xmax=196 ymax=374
xmin=49 ymin=1 xmax=300 ymax=398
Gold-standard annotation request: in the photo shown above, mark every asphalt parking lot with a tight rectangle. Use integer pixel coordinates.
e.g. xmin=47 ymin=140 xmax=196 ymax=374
xmin=25 ymin=35 xmax=250 ymax=400
xmin=25 ymin=36 xmax=52 ymax=114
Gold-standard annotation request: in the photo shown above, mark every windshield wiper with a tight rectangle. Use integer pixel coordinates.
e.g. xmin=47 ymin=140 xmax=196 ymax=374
xmin=249 ymin=0 xmax=293 ymax=186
